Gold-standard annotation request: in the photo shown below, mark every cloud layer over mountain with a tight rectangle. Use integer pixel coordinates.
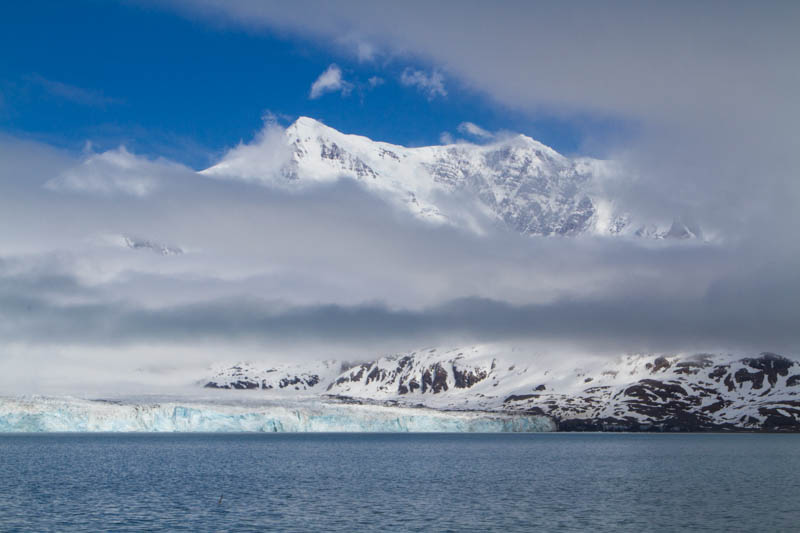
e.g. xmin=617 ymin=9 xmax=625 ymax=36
xmin=2 ymin=2 xmax=799 ymax=391
xmin=1 ymin=114 xmax=800 ymax=395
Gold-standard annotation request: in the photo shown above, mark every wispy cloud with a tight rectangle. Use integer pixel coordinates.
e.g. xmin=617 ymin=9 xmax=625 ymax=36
xmin=25 ymin=74 xmax=121 ymax=108
xmin=400 ymin=68 xmax=446 ymax=99
xmin=457 ymin=122 xmax=493 ymax=140
xmin=334 ymin=35 xmax=378 ymax=62
xmin=355 ymin=41 xmax=376 ymax=62
xmin=201 ymin=113 xmax=290 ymax=183
xmin=309 ymin=64 xmax=352 ymax=99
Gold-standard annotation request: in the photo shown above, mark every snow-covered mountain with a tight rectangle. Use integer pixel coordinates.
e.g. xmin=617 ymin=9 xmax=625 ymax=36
xmin=205 ymin=347 xmax=800 ymax=432
xmin=204 ymin=117 xmax=684 ymax=238
xmin=4 ymin=348 xmax=794 ymax=432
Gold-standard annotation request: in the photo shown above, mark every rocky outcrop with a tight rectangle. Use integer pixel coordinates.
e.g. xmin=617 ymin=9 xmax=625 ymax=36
xmin=204 ymin=362 xmax=332 ymax=391
xmin=503 ymin=353 xmax=800 ymax=432
xmin=324 ymin=352 xmax=492 ymax=397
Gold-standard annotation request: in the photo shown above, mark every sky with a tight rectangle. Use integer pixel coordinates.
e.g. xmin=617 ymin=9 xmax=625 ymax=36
xmin=1 ymin=1 xmax=799 ymax=393
xmin=0 ymin=1 xmax=628 ymax=167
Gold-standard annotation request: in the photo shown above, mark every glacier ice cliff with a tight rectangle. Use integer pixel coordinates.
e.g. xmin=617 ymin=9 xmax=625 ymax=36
xmin=0 ymin=396 xmax=554 ymax=433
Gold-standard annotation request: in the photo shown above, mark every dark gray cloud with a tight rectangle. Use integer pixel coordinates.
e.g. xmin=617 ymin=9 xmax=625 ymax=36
xmin=2 ymin=262 xmax=799 ymax=355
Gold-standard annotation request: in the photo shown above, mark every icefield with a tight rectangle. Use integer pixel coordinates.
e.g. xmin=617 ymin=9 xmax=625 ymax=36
xmin=0 ymin=396 xmax=555 ymax=433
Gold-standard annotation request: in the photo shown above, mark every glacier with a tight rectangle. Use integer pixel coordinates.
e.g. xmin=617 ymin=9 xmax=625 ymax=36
xmin=0 ymin=396 xmax=555 ymax=433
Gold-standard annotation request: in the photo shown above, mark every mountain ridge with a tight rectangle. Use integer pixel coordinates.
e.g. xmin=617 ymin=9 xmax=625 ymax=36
xmin=205 ymin=117 xmax=691 ymax=239
xmin=204 ymin=348 xmax=800 ymax=432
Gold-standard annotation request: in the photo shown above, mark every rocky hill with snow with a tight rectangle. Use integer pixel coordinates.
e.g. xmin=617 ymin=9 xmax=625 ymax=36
xmin=205 ymin=347 xmax=800 ymax=432
xmin=204 ymin=117 xmax=693 ymax=238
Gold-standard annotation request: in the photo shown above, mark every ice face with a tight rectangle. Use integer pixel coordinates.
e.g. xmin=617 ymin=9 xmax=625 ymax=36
xmin=0 ymin=397 xmax=555 ymax=433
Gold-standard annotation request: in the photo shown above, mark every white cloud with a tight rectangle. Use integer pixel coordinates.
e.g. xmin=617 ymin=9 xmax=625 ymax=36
xmin=368 ymin=76 xmax=384 ymax=88
xmin=355 ymin=40 xmax=376 ymax=62
xmin=400 ymin=68 xmax=446 ymax=99
xmin=309 ymin=64 xmax=352 ymax=99
xmin=334 ymin=35 xmax=378 ymax=62
xmin=457 ymin=122 xmax=493 ymax=140
xmin=6 ymin=128 xmax=800 ymax=391
xmin=201 ymin=116 xmax=290 ymax=183
xmin=45 ymin=146 xmax=185 ymax=197
xmin=439 ymin=132 xmax=454 ymax=145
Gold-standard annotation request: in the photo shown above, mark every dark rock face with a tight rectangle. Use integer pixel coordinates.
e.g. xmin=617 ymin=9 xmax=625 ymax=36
xmin=421 ymin=364 xmax=449 ymax=394
xmin=453 ymin=365 xmax=488 ymax=388
xmin=647 ymin=356 xmax=672 ymax=373
xmin=674 ymin=354 xmax=713 ymax=375
xmin=741 ymin=353 xmax=793 ymax=386
xmin=759 ymin=401 xmax=800 ymax=430
xmin=624 ymin=379 xmax=688 ymax=403
xmin=723 ymin=373 xmax=736 ymax=392
xmin=205 ymin=364 xmax=323 ymax=391
xmin=504 ymin=394 xmax=539 ymax=403
xmin=328 ymin=364 xmax=370 ymax=390
xmin=366 ymin=366 xmax=386 ymax=385
xmin=709 ymin=365 xmax=728 ymax=381
xmin=326 ymin=354 xmax=492 ymax=396
xmin=204 ymin=380 xmax=258 ymax=390
xmin=734 ymin=368 xmax=765 ymax=390
xmin=274 ymin=375 xmax=321 ymax=390
xmin=319 ymin=141 xmax=377 ymax=179
xmin=205 ymin=374 xmax=326 ymax=390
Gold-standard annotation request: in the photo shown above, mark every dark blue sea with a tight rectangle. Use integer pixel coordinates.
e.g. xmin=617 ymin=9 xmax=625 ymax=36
xmin=0 ymin=433 xmax=797 ymax=532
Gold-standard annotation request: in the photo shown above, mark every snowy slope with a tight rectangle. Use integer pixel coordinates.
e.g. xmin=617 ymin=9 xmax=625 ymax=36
xmin=205 ymin=347 xmax=800 ymax=431
xmin=204 ymin=117 xmax=685 ymax=238
xmin=204 ymin=359 xmax=345 ymax=394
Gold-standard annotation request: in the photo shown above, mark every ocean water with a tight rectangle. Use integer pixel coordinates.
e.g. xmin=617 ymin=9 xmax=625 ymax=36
xmin=0 ymin=434 xmax=797 ymax=532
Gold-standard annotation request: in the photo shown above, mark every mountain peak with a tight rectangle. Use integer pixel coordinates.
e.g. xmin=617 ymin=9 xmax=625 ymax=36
xmin=205 ymin=117 xmax=694 ymax=239
xmin=287 ymin=116 xmax=335 ymax=136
